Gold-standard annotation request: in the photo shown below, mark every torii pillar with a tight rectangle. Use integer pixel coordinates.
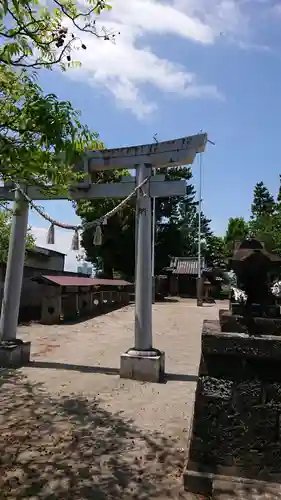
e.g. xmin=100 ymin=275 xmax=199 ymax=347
xmin=123 ymin=163 xmax=160 ymax=381
xmin=87 ymin=133 xmax=207 ymax=382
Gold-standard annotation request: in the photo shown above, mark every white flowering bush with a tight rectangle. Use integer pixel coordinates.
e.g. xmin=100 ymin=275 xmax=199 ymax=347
xmin=271 ymin=281 xmax=281 ymax=297
xmin=231 ymin=287 xmax=247 ymax=303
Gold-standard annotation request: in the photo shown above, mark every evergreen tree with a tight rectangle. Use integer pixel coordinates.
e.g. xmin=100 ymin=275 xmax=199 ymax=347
xmin=154 ymin=166 xmax=212 ymax=273
xmin=224 ymin=217 xmax=249 ymax=256
xmin=204 ymin=235 xmax=226 ymax=267
xmin=249 ymin=180 xmax=279 ymax=252
xmin=251 ymin=182 xmax=275 ymax=219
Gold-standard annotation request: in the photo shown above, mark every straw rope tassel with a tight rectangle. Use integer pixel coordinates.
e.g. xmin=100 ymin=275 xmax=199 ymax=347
xmin=46 ymin=223 xmax=55 ymax=244
xmin=71 ymin=230 xmax=80 ymax=250
xmin=93 ymin=225 xmax=102 ymax=246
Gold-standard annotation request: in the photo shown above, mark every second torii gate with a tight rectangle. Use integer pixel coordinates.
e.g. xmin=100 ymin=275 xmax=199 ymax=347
xmin=0 ymin=132 xmax=207 ymax=382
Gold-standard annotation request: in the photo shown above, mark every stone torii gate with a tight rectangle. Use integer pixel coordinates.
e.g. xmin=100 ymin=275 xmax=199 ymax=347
xmin=0 ymin=132 xmax=207 ymax=382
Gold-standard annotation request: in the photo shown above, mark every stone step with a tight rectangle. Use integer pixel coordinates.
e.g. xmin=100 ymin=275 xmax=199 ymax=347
xmin=213 ymin=478 xmax=281 ymax=499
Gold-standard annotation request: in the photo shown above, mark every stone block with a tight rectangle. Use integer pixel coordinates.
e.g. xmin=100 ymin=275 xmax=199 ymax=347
xmin=198 ymin=376 xmax=234 ymax=400
xmin=184 ymin=471 xmax=281 ymax=498
xmin=219 ymin=310 xmax=281 ymax=335
xmin=266 ymin=382 xmax=281 ymax=403
xmin=184 ymin=319 xmax=281 ymax=495
xmin=120 ymin=350 xmax=165 ymax=383
xmin=0 ymin=341 xmax=31 ymax=368
xmin=213 ymin=478 xmax=281 ymax=499
xmin=183 ymin=469 xmax=213 ymax=497
xmin=231 ymin=303 xmax=280 ymax=318
xmin=233 ymin=380 xmax=262 ymax=407
xmin=202 ymin=320 xmax=281 ymax=360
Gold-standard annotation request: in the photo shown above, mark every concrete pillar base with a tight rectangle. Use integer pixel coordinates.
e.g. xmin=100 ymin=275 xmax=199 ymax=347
xmin=0 ymin=340 xmax=31 ymax=368
xmin=120 ymin=348 xmax=165 ymax=383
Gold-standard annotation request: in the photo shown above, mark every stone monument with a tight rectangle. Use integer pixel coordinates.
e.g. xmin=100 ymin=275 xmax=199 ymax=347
xmin=184 ymin=239 xmax=281 ymax=498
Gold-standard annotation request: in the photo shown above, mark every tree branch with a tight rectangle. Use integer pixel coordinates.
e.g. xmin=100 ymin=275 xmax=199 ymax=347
xmin=0 ymin=0 xmax=118 ymax=68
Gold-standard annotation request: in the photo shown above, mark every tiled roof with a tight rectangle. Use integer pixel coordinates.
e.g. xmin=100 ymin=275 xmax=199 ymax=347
xmin=172 ymin=258 xmax=202 ymax=275
xmin=35 ymin=275 xmax=132 ymax=287
xmin=27 ymin=246 xmax=66 ymax=257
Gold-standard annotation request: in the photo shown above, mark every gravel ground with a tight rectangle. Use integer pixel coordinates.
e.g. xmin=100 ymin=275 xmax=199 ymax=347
xmin=0 ymin=299 xmax=224 ymax=499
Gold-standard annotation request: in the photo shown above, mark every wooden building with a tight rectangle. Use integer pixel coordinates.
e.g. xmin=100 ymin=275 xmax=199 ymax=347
xmin=25 ymin=246 xmax=65 ymax=272
xmin=0 ymin=246 xmax=81 ymax=322
xmin=164 ymin=257 xmax=205 ymax=297
xmin=162 ymin=257 xmax=224 ymax=299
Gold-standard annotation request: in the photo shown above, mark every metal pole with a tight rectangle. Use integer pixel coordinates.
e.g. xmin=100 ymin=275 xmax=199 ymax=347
xmin=134 ymin=164 xmax=153 ymax=351
xmin=134 ymin=166 xmax=139 ymax=293
xmin=0 ymin=189 xmax=29 ymax=341
xmin=152 ymin=133 xmax=158 ymax=304
xmin=151 ymin=167 xmax=156 ymax=303
xmin=134 ymin=211 xmax=138 ymax=278
xmin=198 ymin=153 xmax=202 ymax=278
xmin=197 ymin=153 xmax=203 ymax=307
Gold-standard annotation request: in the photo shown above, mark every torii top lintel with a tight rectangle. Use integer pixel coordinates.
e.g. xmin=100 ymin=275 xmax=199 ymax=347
xmin=87 ymin=133 xmax=207 ymax=171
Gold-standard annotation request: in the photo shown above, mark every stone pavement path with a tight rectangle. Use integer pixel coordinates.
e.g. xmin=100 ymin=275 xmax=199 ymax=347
xmin=0 ymin=299 xmax=223 ymax=499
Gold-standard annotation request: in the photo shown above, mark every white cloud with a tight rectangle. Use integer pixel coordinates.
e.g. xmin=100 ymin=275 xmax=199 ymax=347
xmin=32 ymin=226 xmax=83 ymax=272
xmin=62 ymin=0 xmax=231 ymax=118
xmin=61 ymin=0 xmax=273 ymax=118
xmin=173 ymin=0 xmax=248 ymax=37
xmin=106 ymin=0 xmax=215 ymax=43
xmin=271 ymin=2 xmax=281 ymax=16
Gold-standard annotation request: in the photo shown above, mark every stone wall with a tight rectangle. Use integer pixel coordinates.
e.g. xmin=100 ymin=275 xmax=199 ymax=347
xmin=185 ymin=319 xmax=281 ymax=496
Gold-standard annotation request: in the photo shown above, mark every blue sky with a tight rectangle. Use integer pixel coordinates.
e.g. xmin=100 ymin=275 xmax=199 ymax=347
xmin=30 ymin=0 xmax=281 ymax=269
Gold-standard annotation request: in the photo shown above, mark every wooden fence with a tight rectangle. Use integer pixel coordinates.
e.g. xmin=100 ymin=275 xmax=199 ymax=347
xmin=41 ymin=287 xmax=133 ymax=324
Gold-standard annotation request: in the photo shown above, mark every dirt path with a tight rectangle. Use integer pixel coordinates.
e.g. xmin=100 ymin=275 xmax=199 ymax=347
xmin=0 ymin=300 xmax=223 ymax=499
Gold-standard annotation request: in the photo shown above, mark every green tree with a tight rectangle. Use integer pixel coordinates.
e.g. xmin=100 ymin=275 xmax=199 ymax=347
xmin=204 ymin=235 xmax=226 ymax=267
xmin=0 ymin=0 xmax=113 ymax=70
xmin=0 ymin=67 xmax=98 ymax=191
xmin=272 ymin=176 xmax=281 ymax=254
xmin=248 ymin=213 xmax=277 ymax=251
xmin=153 ymin=166 xmax=213 ymax=273
xmin=249 ymin=179 xmax=281 ymax=253
xmin=224 ymin=217 xmax=249 ymax=256
xmin=76 ymin=169 xmax=133 ymax=279
xmin=0 ymin=209 xmax=35 ymax=264
xmin=154 ymin=167 xmax=196 ymax=273
xmin=251 ymin=181 xmax=275 ymax=219
xmin=0 ymin=0 xmax=111 ymax=190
